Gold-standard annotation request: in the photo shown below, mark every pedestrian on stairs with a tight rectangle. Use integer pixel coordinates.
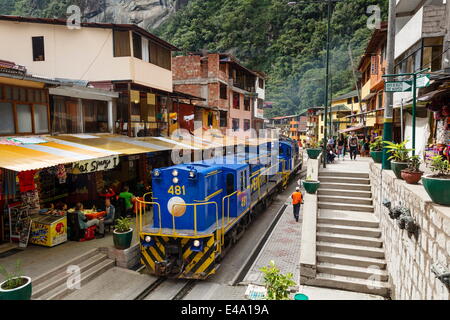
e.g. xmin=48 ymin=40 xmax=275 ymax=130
xmin=291 ymin=187 xmax=303 ymax=223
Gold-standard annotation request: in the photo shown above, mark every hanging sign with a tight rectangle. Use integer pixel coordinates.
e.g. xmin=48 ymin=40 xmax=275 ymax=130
xmin=72 ymin=155 xmax=119 ymax=174
xmin=385 ymin=81 xmax=412 ymax=92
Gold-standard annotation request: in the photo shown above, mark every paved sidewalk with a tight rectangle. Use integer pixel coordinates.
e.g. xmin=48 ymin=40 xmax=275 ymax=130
xmin=241 ymin=182 xmax=302 ymax=287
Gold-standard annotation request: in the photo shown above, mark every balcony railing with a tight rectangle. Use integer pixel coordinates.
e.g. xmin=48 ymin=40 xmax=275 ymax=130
xmin=115 ymin=120 xmax=167 ymax=137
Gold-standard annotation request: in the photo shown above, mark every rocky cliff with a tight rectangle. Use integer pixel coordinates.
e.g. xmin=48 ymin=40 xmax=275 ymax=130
xmin=83 ymin=0 xmax=190 ymax=30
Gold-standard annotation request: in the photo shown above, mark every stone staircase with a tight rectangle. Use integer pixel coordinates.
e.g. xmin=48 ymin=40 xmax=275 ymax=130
xmin=312 ymin=170 xmax=390 ymax=297
xmin=31 ymin=248 xmax=115 ymax=300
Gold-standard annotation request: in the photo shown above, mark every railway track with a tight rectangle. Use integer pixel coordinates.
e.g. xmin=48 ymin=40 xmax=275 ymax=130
xmin=135 ymin=277 xmax=198 ymax=300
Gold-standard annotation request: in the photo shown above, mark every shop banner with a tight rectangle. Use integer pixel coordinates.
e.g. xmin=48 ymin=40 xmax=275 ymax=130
xmin=72 ymin=155 xmax=119 ymax=174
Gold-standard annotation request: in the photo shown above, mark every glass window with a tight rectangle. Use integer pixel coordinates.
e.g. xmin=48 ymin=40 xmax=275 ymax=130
xmin=32 ymin=36 xmax=45 ymax=61
xmin=220 ymin=84 xmax=227 ymax=100
xmin=34 ymin=104 xmax=49 ymax=133
xmin=244 ymin=119 xmax=251 ymax=131
xmin=16 ymin=104 xmax=32 ymax=133
xmin=133 ymin=33 xmax=142 ymax=59
xmin=5 ymin=86 xmax=11 ymax=100
xmin=0 ymin=102 xmax=15 ymax=134
xmin=19 ymin=88 xmax=27 ymax=102
xmin=12 ymin=87 xmax=19 ymax=101
xmin=113 ymin=30 xmax=131 ymax=57
xmin=232 ymin=118 xmax=240 ymax=131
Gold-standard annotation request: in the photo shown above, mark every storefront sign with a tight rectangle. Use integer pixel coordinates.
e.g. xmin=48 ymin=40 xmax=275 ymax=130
xmin=72 ymin=155 xmax=119 ymax=174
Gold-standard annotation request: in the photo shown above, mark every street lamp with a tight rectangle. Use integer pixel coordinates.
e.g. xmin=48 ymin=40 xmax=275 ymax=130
xmin=288 ymin=0 xmax=342 ymax=168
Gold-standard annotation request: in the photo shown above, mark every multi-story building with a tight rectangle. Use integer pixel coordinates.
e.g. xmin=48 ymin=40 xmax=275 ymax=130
xmin=0 ymin=15 xmax=179 ymax=137
xmin=172 ymin=52 xmax=259 ymax=137
xmin=318 ymin=90 xmax=359 ymax=141
xmin=253 ymin=71 xmax=267 ymax=133
xmin=306 ymin=107 xmax=323 ymax=145
xmin=357 ymin=22 xmax=388 ymax=138
xmin=268 ymin=114 xmax=307 ymax=144
xmin=393 ymin=0 xmax=448 ymax=152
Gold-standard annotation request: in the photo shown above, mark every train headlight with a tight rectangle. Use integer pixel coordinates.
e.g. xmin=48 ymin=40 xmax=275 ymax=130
xmin=153 ymin=169 xmax=161 ymax=178
xmin=190 ymin=239 xmax=203 ymax=252
xmin=188 ymin=169 xmax=197 ymax=179
xmin=172 ymin=177 xmax=179 ymax=184
xmin=172 ymin=169 xmax=179 ymax=177
xmin=145 ymin=236 xmax=151 ymax=243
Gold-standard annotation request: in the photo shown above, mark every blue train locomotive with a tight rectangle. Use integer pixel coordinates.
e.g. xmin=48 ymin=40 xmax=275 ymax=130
xmin=138 ymin=138 xmax=301 ymax=279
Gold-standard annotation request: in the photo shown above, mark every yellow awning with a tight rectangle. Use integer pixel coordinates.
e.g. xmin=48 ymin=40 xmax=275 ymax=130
xmin=0 ymin=138 xmax=119 ymax=172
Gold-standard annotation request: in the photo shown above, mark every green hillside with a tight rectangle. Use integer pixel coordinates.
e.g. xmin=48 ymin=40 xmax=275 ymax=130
xmin=154 ymin=0 xmax=388 ymax=117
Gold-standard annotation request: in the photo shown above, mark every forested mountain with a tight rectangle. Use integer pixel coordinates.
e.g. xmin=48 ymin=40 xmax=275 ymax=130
xmin=154 ymin=0 xmax=388 ymax=117
xmin=0 ymin=0 xmax=388 ymax=117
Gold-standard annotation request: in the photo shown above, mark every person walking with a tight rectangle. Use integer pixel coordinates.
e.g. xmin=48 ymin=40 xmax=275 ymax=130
xmin=348 ymin=133 xmax=359 ymax=160
xmin=291 ymin=187 xmax=303 ymax=223
xmin=337 ymin=135 xmax=345 ymax=160
xmin=119 ymin=186 xmax=135 ymax=218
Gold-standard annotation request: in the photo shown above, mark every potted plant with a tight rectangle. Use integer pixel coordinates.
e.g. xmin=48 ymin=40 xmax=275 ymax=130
xmin=306 ymin=141 xmax=322 ymax=160
xmin=113 ymin=217 xmax=133 ymax=250
xmin=422 ymin=155 xmax=450 ymax=206
xmin=302 ymin=175 xmax=320 ymax=194
xmin=401 ymin=155 xmax=424 ymax=184
xmin=369 ymin=136 xmax=384 ymax=163
xmin=0 ymin=260 xmax=32 ymax=300
xmin=385 ymin=140 xmax=412 ymax=179
xmin=260 ymin=260 xmax=296 ymax=300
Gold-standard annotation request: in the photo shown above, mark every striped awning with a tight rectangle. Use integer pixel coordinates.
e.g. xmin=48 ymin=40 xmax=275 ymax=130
xmin=0 ymin=138 xmax=119 ymax=172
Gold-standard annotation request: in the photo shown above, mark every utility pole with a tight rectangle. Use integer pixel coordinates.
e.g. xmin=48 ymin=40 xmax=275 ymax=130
xmin=382 ymin=0 xmax=396 ymax=169
xmin=323 ymin=0 xmax=332 ymax=168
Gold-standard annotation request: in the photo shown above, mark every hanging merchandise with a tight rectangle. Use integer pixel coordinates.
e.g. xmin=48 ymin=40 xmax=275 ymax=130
xmin=56 ymin=165 xmax=67 ymax=184
xmin=18 ymin=170 xmax=37 ymax=193
xmin=21 ymin=190 xmax=40 ymax=210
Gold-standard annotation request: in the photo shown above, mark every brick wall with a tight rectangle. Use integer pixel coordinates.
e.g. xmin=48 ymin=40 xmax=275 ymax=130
xmin=172 ymin=55 xmax=202 ymax=80
xmin=370 ymin=163 xmax=450 ymax=300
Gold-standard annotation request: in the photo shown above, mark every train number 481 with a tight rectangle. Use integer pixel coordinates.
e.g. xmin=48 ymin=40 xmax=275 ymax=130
xmin=168 ymin=185 xmax=186 ymax=195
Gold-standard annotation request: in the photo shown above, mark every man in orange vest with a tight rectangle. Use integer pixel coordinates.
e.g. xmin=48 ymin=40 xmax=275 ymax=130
xmin=292 ymin=187 xmax=303 ymax=222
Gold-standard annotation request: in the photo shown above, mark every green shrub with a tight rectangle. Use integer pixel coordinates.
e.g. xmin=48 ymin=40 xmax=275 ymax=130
xmin=260 ymin=261 xmax=296 ymax=300
xmin=114 ymin=217 xmax=132 ymax=233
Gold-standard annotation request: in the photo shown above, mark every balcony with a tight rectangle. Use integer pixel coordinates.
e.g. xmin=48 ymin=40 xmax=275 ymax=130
xmin=395 ymin=4 xmax=446 ymax=59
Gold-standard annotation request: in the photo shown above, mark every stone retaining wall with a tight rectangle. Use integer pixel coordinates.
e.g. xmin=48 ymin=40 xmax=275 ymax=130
xmin=370 ymin=163 xmax=450 ymax=300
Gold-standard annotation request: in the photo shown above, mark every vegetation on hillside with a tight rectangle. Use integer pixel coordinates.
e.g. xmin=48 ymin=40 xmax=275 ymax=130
xmin=154 ymin=0 xmax=388 ymax=117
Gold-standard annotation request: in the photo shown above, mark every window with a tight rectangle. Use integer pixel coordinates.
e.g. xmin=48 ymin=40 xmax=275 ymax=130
xmin=0 ymin=85 xmax=49 ymax=135
xmin=0 ymin=103 xmax=14 ymax=134
xmin=347 ymin=98 xmax=352 ymax=104
xmin=32 ymin=36 xmax=45 ymax=61
xmin=220 ymin=111 xmax=227 ymax=127
xmin=83 ymin=100 xmax=109 ymax=133
xmin=244 ymin=97 xmax=251 ymax=111
xmin=220 ymin=84 xmax=227 ymax=100
xmin=244 ymin=119 xmax=251 ymax=131
xmin=232 ymin=118 xmax=240 ymax=131
xmin=320 ymin=126 xmax=323 ymax=134
xmin=113 ymin=30 xmax=131 ymax=57
xmin=133 ymin=33 xmax=142 ymax=59
xmin=34 ymin=104 xmax=49 ymax=133
xmin=258 ymin=78 xmax=264 ymax=89
xmin=16 ymin=104 xmax=33 ymax=133
xmin=354 ymin=96 xmax=359 ymax=103
xmin=149 ymin=41 xmax=171 ymax=70
xmin=233 ymin=92 xmax=240 ymax=109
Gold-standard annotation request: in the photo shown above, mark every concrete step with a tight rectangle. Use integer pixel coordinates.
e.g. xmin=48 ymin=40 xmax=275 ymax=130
xmin=319 ymin=176 xmax=370 ymax=185
xmin=318 ymin=195 xmax=373 ymax=206
xmin=319 ymin=182 xmax=371 ymax=191
xmin=318 ymin=188 xmax=372 ymax=199
xmin=311 ymin=273 xmax=390 ymax=297
xmin=317 ymin=223 xmax=381 ymax=237
xmin=318 ymin=216 xmax=380 ymax=229
xmin=319 ymin=171 xmax=369 ymax=179
xmin=317 ymin=232 xmax=383 ymax=248
xmin=32 ymin=248 xmax=100 ymax=287
xmin=36 ymin=258 xmax=115 ymax=300
xmin=318 ymin=202 xmax=374 ymax=213
xmin=317 ymin=241 xmax=385 ymax=259
xmin=317 ymin=262 xmax=389 ymax=281
xmin=317 ymin=251 xmax=387 ymax=269
xmin=32 ymin=253 xmax=109 ymax=299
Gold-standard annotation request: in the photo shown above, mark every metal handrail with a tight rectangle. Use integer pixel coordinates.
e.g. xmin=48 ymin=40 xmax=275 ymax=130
xmin=172 ymin=201 xmax=219 ymax=237
xmin=136 ymin=193 xmax=162 ymax=235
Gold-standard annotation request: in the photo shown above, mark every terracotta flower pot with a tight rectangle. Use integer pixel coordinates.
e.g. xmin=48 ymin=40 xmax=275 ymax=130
xmin=401 ymin=170 xmax=423 ymax=184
